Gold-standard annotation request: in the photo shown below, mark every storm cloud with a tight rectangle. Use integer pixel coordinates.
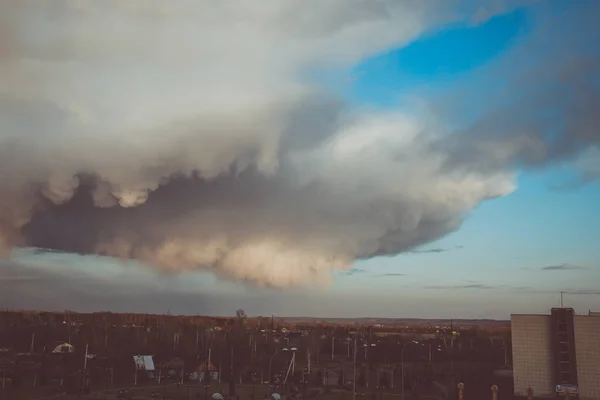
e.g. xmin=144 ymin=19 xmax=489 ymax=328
xmin=0 ymin=1 xmax=598 ymax=288
xmin=437 ymin=2 xmax=600 ymax=177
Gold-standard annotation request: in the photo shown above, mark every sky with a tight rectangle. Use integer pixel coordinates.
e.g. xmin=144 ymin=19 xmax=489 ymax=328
xmin=1 ymin=1 xmax=599 ymax=319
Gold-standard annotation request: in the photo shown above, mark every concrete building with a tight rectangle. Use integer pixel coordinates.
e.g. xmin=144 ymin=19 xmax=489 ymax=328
xmin=511 ymin=309 xmax=600 ymax=399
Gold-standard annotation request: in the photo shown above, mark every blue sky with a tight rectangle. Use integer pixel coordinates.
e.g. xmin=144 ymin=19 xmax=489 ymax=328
xmin=329 ymin=2 xmax=600 ymax=317
xmin=2 ymin=1 xmax=599 ymax=320
xmin=349 ymin=5 xmax=532 ymax=108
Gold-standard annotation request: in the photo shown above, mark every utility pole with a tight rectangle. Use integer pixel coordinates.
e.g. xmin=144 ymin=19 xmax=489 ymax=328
xmin=228 ymin=332 xmax=236 ymax=396
xmin=347 ymin=337 xmax=350 ymax=358
xmin=82 ymin=344 xmax=89 ymax=395
xmin=352 ymin=326 xmax=358 ymax=400
xmin=450 ymin=319 xmax=455 ymax=387
xmin=196 ymin=328 xmax=200 ymax=353
xmin=83 ymin=344 xmax=88 ymax=370
xmin=331 ymin=335 xmax=335 ymax=360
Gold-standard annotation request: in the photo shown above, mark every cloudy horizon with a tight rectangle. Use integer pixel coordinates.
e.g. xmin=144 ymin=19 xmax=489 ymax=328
xmin=1 ymin=1 xmax=599 ymax=317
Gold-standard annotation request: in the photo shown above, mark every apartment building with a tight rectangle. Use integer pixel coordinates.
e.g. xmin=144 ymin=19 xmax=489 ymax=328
xmin=511 ymin=309 xmax=600 ymax=399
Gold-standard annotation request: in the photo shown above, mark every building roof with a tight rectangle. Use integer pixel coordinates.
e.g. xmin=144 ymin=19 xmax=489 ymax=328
xmin=52 ymin=343 xmax=75 ymax=353
xmin=196 ymin=361 xmax=218 ymax=372
xmin=161 ymin=357 xmax=184 ymax=369
xmin=133 ymin=355 xmax=155 ymax=371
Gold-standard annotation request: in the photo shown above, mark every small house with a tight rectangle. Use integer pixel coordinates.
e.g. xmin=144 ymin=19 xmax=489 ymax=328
xmin=52 ymin=343 xmax=75 ymax=354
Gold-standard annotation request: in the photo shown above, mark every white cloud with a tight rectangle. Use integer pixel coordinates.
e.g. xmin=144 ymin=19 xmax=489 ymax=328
xmin=0 ymin=1 xmax=518 ymax=287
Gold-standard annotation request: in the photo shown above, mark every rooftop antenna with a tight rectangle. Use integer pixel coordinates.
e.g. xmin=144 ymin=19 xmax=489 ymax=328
xmin=560 ymin=291 xmax=566 ymax=308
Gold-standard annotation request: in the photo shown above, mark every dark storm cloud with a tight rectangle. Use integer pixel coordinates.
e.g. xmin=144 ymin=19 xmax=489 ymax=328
xmin=435 ymin=2 xmax=600 ymax=179
xmin=2 ymin=0 xmax=519 ymax=287
xmin=0 ymin=1 xmax=598 ymax=292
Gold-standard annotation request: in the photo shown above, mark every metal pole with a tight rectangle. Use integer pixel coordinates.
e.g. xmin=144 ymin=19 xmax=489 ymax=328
xmin=331 ymin=335 xmax=334 ymax=361
xmin=428 ymin=344 xmax=432 ymax=363
xmin=283 ymin=352 xmax=294 ymax=384
xmin=401 ymin=343 xmax=415 ymax=400
xmin=450 ymin=320 xmax=454 ymax=385
xmin=352 ymin=334 xmax=357 ymax=400
xmin=268 ymin=359 xmax=273 ymax=394
xmin=366 ymin=345 xmax=369 ymax=389
xmin=347 ymin=338 xmax=350 ymax=358
xmin=269 ymin=350 xmax=279 ymax=393
xmin=401 ymin=346 xmax=405 ymax=400
xmin=82 ymin=344 xmax=89 ymax=395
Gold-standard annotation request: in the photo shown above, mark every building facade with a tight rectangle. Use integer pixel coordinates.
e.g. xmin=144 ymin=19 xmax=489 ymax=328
xmin=511 ymin=309 xmax=600 ymax=399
